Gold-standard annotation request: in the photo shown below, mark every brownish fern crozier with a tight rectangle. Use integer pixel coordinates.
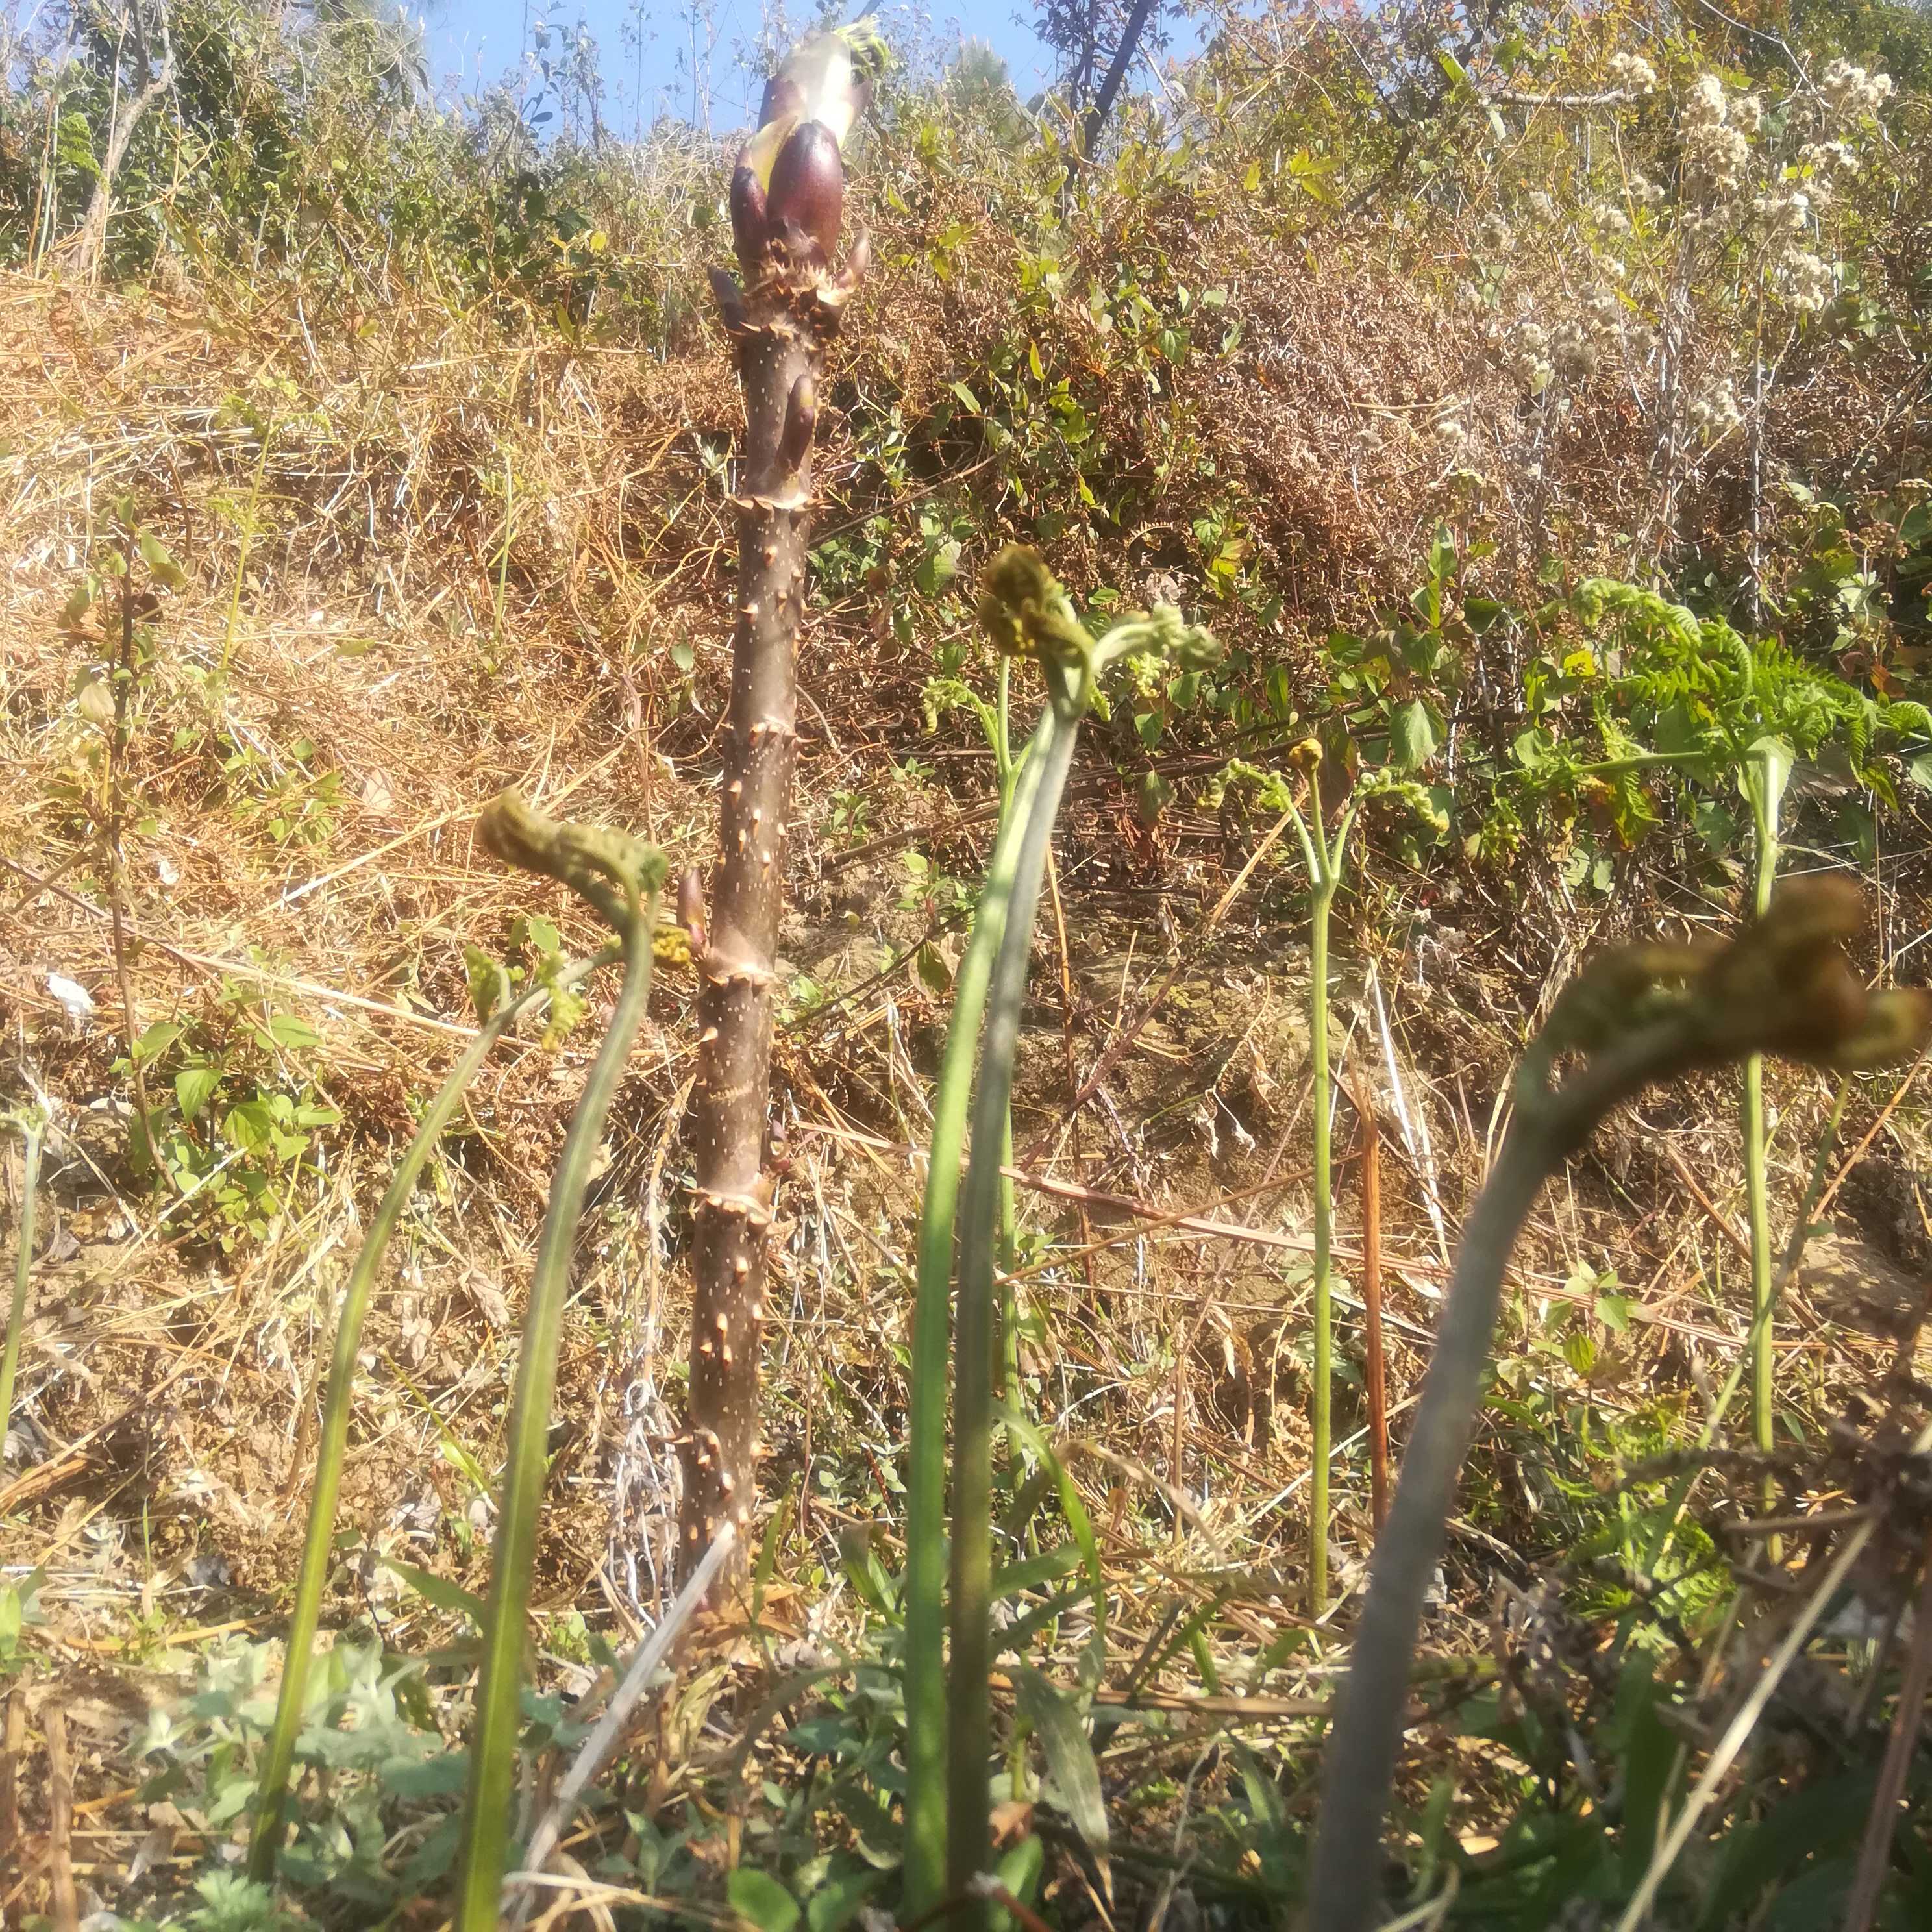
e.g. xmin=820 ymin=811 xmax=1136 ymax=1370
xmin=679 ymin=21 xmax=886 ymax=1591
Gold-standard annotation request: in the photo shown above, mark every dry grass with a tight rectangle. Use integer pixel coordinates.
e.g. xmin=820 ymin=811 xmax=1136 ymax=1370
xmin=0 ymin=226 xmax=1927 ymax=1918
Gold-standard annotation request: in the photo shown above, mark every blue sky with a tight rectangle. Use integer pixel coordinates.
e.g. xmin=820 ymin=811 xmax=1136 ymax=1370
xmin=425 ymin=3 xmax=1063 ymax=135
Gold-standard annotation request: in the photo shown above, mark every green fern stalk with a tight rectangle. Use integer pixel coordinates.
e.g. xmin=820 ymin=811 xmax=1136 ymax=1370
xmin=945 ymin=704 xmax=1077 ymax=1921
xmin=1287 ymin=775 xmax=1357 ymax=1616
xmin=452 ymin=794 xmax=665 ymax=1932
xmin=941 ymin=549 xmax=1215 ymax=1924
xmin=1741 ymin=742 xmax=1789 ymax=1471
xmin=901 ymin=719 xmax=1050 ymax=1919
xmin=247 ymin=950 xmax=613 ymax=1880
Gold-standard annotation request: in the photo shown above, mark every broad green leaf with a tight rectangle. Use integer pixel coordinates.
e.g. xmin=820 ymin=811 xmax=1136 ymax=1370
xmin=991 ymin=1542 xmax=1084 ymax=1600
xmin=729 ymin=1868 xmax=801 ymax=1932
xmin=138 ymin=531 xmax=187 ymax=589
xmin=174 ymin=1064 xmax=224 ymax=1116
xmin=265 ymin=1013 xmax=321 ymax=1051
xmin=134 ymin=1020 xmax=185 ymax=1063
xmin=804 ymin=1866 xmax=884 ymax=1932
xmin=1389 ymin=699 xmax=1439 ymax=771
xmin=223 ymin=1099 xmax=275 ymax=1154
xmin=382 ymin=1752 xmax=472 ymax=1799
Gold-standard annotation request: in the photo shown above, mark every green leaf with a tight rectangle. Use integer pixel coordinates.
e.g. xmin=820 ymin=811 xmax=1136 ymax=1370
xmin=138 ymin=530 xmax=187 ymax=589
xmin=265 ymin=1013 xmax=321 ymax=1051
xmin=1000 ymin=1412 xmax=1105 ymax=1680
xmin=223 ymin=1099 xmax=275 ymax=1155
xmin=382 ymin=1752 xmax=472 ymax=1799
xmin=804 ymin=1866 xmax=884 ymax=1932
xmin=1563 ymin=1331 xmax=1598 ymax=1376
xmin=949 ymin=380 xmax=981 ymax=415
xmin=1596 ymin=1293 xmax=1630 ymax=1333
xmin=729 ymin=1868 xmax=801 ymax=1932
xmin=915 ymin=941 xmax=954 ymax=996
xmin=1742 ymin=736 xmax=1794 ymax=821
xmin=1265 ymin=662 xmax=1294 ymax=721
xmin=991 ymin=1837 xmax=1046 ymax=1932
xmin=1027 ymin=341 xmax=1045 ymax=383
xmin=991 ymin=1542 xmax=1084 ymax=1600
xmin=379 ymin=1558 xmax=488 ymax=1630
xmin=1907 ymin=752 xmax=1932 ymax=793
xmin=1010 ymin=1665 xmax=1109 ymax=1873
xmin=134 ymin=1020 xmax=186 ymax=1063
xmin=1389 ymin=699 xmax=1439 ymax=771
xmin=174 ymin=1064 xmax=224 ymax=1116
xmin=465 ymin=944 xmax=508 ymax=1021
xmin=915 ymin=539 xmax=960 ymax=598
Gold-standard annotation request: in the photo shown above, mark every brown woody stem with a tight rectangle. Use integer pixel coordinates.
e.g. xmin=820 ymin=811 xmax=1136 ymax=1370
xmin=679 ymin=68 xmax=871 ymax=1583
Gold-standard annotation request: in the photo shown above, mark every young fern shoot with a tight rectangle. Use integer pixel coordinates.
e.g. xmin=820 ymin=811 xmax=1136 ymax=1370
xmin=454 ymin=793 xmax=667 ymax=1932
xmin=1308 ymin=878 xmax=1931 ymax=1932
xmin=940 ymin=549 xmax=1215 ymax=1927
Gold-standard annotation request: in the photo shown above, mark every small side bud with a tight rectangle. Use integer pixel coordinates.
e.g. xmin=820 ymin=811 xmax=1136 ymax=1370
xmin=839 ymin=227 xmax=872 ymax=290
xmin=709 ymin=265 xmax=748 ymax=334
xmin=778 ymin=373 xmax=817 ymax=472
xmin=678 ymin=869 xmax=708 ymax=958
xmin=729 ymin=155 xmax=769 ymax=263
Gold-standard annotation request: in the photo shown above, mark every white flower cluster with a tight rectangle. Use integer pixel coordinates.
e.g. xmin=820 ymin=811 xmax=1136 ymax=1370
xmin=1687 ymin=378 xmax=1743 ymax=440
xmin=1774 ymin=249 xmax=1835 ymax=314
xmin=1504 ymin=286 xmax=1621 ymax=393
xmin=1821 ymin=59 xmax=1894 ymax=121
xmin=1608 ymin=51 xmax=1658 ymax=93
xmin=1591 ymin=198 xmax=1631 ymax=234
xmin=1682 ymin=73 xmax=1751 ymax=203
xmin=1509 ymin=318 xmax=1554 ymax=393
xmin=1798 ymin=137 xmax=1861 ymax=188
xmin=1752 ymin=184 xmax=1811 ymax=234
xmin=1627 ymin=172 xmax=1666 ymax=207
xmin=1555 ymin=286 xmax=1622 ymax=380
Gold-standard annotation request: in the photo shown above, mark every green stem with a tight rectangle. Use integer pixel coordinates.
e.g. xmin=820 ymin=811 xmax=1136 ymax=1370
xmin=1743 ymin=764 xmax=1781 ymax=1470
xmin=901 ymin=728 xmax=1050 ymax=1920
xmin=994 ymin=654 xmax=1021 ymax=1398
xmin=1293 ymin=797 xmax=1353 ymax=1617
xmin=1630 ymin=1078 xmax=1849 ymax=1595
xmin=1309 ymin=872 xmax=1334 ymax=1614
xmin=455 ymin=923 xmax=657 ymax=1931
xmin=1 ymin=1117 xmax=44 ymax=1466
xmin=948 ymin=702 xmax=1080 ymax=1926
xmin=249 ymin=953 xmax=613 ymax=1881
